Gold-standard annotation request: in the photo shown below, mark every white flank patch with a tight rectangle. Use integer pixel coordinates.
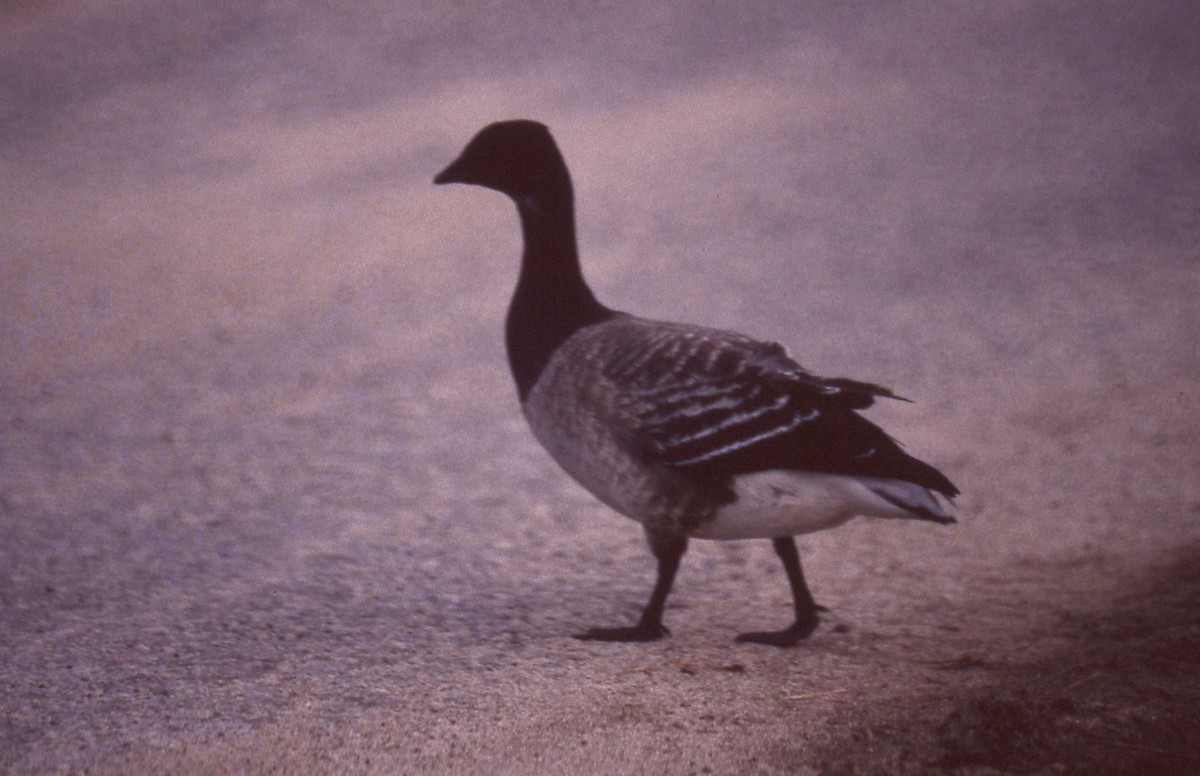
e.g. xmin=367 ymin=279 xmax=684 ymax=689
xmin=689 ymin=470 xmax=948 ymax=541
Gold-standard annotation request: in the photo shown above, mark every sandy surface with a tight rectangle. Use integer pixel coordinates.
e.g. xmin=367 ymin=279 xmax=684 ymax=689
xmin=3 ymin=1 xmax=1199 ymax=773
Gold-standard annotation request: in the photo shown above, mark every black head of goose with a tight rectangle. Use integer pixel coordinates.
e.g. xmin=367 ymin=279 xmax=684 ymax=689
xmin=435 ymin=119 xmax=959 ymax=647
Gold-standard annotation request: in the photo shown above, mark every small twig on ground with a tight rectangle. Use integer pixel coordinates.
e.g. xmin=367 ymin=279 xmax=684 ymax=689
xmin=783 ymin=688 xmax=848 ymax=701
xmin=1064 ymin=671 xmax=1106 ymax=689
xmin=917 ymin=654 xmax=987 ymax=670
xmin=679 ymin=662 xmax=746 ymax=675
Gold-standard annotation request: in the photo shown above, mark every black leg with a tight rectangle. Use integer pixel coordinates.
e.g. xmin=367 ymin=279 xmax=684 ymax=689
xmin=736 ymin=536 xmax=822 ymax=647
xmin=574 ymin=529 xmax=687 ymax=642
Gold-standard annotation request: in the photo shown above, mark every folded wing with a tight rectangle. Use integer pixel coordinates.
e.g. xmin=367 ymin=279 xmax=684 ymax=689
xmin=605 ymin=322 xmax=959 ymax=498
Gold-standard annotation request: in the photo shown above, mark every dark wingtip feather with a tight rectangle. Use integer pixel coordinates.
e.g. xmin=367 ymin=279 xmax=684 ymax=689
xmin=816 ymin=377 xmax=911 ymax=408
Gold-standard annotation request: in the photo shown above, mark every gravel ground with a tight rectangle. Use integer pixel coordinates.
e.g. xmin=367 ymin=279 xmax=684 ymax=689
xmin=3 ymin=2 xmax=1198 ymax=773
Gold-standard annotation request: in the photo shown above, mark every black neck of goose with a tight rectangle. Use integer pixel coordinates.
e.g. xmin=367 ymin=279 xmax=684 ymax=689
xmin=506 ymin=185 xmax=611 ymax=402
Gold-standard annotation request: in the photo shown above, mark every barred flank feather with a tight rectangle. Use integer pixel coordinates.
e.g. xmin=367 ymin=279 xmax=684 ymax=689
xmin=589 ymin=317 xmax=959 ymax=498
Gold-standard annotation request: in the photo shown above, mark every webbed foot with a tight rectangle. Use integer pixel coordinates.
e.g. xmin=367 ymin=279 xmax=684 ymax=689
xmin=735 ymin=609 xmax=820 ymax=648
xmin=574 ymin=623 xmax=670 ymax=642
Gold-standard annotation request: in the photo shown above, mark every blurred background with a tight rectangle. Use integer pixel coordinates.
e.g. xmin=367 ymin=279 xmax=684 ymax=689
xmin=6 ymin=1 xmax=1195 ymax=387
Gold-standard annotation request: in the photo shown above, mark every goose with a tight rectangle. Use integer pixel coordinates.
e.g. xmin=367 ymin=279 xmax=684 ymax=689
xmin=434 ymin=120 xmax=958 ymax=646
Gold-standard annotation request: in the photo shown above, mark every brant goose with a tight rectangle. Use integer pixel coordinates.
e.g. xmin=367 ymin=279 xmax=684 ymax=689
xmin=435 ymin=120 xmax=958 ymax=647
